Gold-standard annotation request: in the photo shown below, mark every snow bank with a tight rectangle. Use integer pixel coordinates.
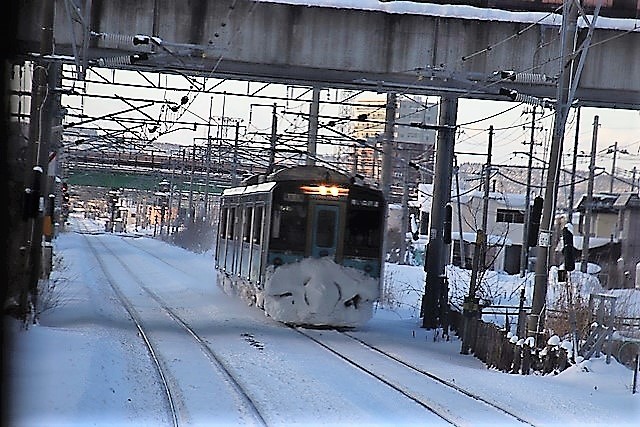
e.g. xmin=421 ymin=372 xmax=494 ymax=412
xmin=257 ymin=0 xmax=640 ymax=31
xmin=262 ymin=257 xmax=379 ymax=327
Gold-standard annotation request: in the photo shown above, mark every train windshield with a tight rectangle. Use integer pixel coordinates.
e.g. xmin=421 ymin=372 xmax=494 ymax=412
xmin=344 ymin=206 xmax=382 ymax=258
xmin=270 ymin=203 xmax=307 ymax=252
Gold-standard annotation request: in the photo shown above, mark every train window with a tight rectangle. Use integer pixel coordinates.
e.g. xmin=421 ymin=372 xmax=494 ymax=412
xmin=270 ymin=204 xmax=306 ymax=252
xmin=253 ymin=206 xmax=263 ymax=244
xmin=243 ymin=207 xmax=252 ymax=243
xmin=315 ymin=209 xmax=336 ymax=248
xmin=219 ymin=207 xmax=228 ymax=238
xmin=228 ymin=208 xmax=236 ymax=239
xmin=344 ymin=208 xmax=381 ymax=258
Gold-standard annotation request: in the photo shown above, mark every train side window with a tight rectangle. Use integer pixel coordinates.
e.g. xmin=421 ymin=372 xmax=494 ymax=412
xmin=253 ymin=206 xmax=263 ymax=244
xmin=219 ymin=207 xmax=228 ymax=239
xmin=272 ymin=209 xmax=281 ymax=239
xmin=228 ymin=208 xmax=236 ymax=239
xmin=243 ymin=207 xmax=252 ymax=243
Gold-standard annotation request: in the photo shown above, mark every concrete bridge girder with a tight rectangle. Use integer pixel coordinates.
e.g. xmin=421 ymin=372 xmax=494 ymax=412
xmin=16 ymin=0 xmax=640 ymax=108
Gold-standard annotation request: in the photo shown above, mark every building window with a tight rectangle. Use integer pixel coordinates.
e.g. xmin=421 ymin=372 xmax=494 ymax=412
xmin=496 ymin=208 xmax=524 ymax=224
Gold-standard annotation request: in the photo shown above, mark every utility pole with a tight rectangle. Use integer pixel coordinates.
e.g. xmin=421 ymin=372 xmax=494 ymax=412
xmin=521 ymin=107 xmax=538 ymax=276
xmin=581 ymin=116 xmax=599 ymax=273
xmin=307 ymin=86 xmax=320 ymax=166
xmin=176 ymin=148 xmax=185 ymax=231
xmin=422 ymin=96 xmax=457 ymax=330
xmin=399 ymin=160 xmax=409 ymax=264
xmin=204 ymin=96 xmax=213 ymax=216
xmin=188 ymin=144 xmax=195 ymax=224
xmin=268 ymin=103 xmax=277 ymax=173
xmin=607 ymin=141 xmax=628 ymax=193
xmin=204 ymin=133 xmax=211 ymax=216
xmin=22 ymin=0 xmax=55 ymax=320
xmin=351 ymin=144 xmax=358 ymax=176
xmin=454 ymin=156 xmax=466 ymax=268
xmin=528 ymin=0 xmax=578 ymax=343
xmin=480 ymin=126 xmax=493 ymax=250
xmin=609 ymin=141 xmax=618 ymax=193
xmin=231 ymin=120 xmax=240 ymax=186
xmin=380 ymin=93 xmax=396 ymax=201
xmin=469 ymin=127 xmax=494 ymax=304
xmin=568 ymin=106 xmax=581 ymax=222
xmin=462 ymin=125 xmax=492 ymax=353
xmin=380 ymin=92 xmax=396 ymax=304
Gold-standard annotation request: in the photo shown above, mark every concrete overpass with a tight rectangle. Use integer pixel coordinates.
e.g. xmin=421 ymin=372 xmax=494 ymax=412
xmin=15 ymin=0 xmax=640 ymax=109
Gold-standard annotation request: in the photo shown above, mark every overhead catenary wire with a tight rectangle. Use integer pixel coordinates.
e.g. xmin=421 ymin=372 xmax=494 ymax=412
xmin=53 ymin=4 xmax=640 ymax=184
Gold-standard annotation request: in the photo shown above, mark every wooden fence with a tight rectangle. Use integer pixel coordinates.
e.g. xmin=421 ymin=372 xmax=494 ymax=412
xmin=472 ymin=320 xmax=569 ymax=374
xmin=448 ymin=310 xmax=570 ymax=374
xmin=449 ymin=309 xmax=640 ymax=374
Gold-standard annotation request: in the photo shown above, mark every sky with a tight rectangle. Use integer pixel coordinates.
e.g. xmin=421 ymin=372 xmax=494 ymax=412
xmin=4 ymin=213 xmax=640 ymax=426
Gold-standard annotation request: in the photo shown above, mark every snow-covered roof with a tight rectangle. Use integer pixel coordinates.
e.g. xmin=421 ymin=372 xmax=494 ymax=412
xmin=451 ymin=231 xmax=513 ymax=246
xmin=257 ymin=1 xmax=639 ymax=31
xmin=556 ymin=235 xmax=612 ymax=251
xmin=455 ymin=190 xmax=527 ymax=209
xmin=222 ymin=181 xmax=277 ymax=196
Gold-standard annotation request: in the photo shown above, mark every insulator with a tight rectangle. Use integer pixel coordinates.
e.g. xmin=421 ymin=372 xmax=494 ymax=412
xmin=512 ymin=73 xmax=551 ymax=84
xmin=96 ymin=53 xmax=149 ymax=68
xmin=93 ymin=32 xmax=136 ymax=47
xmin=513 ymin=93 xmax=545 ymax=107
xmin=97 ymin=55 xmax=133 ymax=67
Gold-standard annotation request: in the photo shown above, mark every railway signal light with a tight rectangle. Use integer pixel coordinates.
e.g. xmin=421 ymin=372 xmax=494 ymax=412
xmin=443 ymin=203 xmax=452 ymax=244
xmin=527 ymin=196 xmax=543 ymax=247
xmin=562 ymin=226 xmax=575 ymax=272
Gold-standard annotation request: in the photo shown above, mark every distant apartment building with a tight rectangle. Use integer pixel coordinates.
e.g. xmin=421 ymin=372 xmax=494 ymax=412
xmin=341 ymin=93 xmax=438 ymax=201
xmin=395 ymin=97 xmax=437 ymax=187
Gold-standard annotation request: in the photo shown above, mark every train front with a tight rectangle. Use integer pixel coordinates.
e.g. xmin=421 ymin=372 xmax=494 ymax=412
xmin=261 ymin=170 xmax=385 ymax=328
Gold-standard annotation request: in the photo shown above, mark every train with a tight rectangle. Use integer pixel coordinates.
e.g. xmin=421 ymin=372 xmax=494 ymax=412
xmin=214 ymin=165 xmax=386 ymax=328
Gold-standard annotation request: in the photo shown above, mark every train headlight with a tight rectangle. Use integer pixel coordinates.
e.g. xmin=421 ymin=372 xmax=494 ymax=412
xmin=300 ymin=185 xmax=349 ymax=197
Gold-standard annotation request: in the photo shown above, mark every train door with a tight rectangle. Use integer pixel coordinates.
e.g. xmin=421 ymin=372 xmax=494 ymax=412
xmin=310 ymin=204 xmax=340 ymax=259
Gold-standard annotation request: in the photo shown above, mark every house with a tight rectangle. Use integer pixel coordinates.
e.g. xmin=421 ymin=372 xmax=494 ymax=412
xmin=570 ymin=192 xmax=640 ymax=289
xmin=416 ymin=184 xmax=528 ymax=274
xmin=613 ymin=193 xmax=640 ymax=288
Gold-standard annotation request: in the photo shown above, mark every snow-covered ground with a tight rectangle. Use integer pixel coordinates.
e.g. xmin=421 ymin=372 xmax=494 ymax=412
xmin=4 ymin=214 xmax=639 ymax=426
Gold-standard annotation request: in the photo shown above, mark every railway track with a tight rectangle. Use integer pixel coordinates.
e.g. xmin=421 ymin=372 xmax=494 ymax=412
xmin=79 ymin=225 xmax=533 ymax=425
xmin=81 ymin=228 xmax=267 ymax=426
xmin=294 ymin=327 xmax=536 ymax=426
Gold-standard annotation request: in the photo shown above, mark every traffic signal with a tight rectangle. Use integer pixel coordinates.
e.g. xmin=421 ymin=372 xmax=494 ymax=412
xmin=61 ymin=182 xmax=70 ymax=204
xmin=23 ymin=167 xmax=43 ymax=219
xmin=527 ymin=196 xmax=543 ymax=247
xmin=562 ymin=226 xmax=575 ymax=272
xmin=443 ymin=203 xmax=452 ymax=244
